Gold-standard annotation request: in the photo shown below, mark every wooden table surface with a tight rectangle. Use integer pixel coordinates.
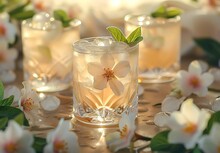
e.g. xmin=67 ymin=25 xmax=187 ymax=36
xmin=6 ymin=50 xmax=220 ymax=153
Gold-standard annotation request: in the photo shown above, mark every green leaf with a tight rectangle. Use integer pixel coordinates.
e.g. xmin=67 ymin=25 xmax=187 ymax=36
xmin=0 ymin=81 xmax=3 ymax=101
xmin=194 ymin=38 xmax=220 ymax=57
xmin=106 ymin=26 xmax=127 ymax=43
xmin=127 ymin=27 xmax=142 ymax=43
xmin=0 ymin=106 xmax=29 ymax=126
xmin=14 ymin=113 xmax=24 ymax=125
xmin=0 ymin=95 xmax=14 ymax=106
xmin=151 ymin=5 xmax=167 ymax=18
xmin=150 ymin=130 xmax=185 ymax=153
xmin=204 ymin=111 xmax=220 ymax=134
xmin=194 ymin=38 xmax=220 ymax=66
xmin=151 ymin=5 xmax=182 ymax=18
xmin=192 ymin=146 xmax=203 ymax=153
xmin=33 ymin=136 xmax=47 ymax=153
xmin=8 ymin=0 xmax=29 ymax=16
xmin=53 ymin=9 xmax=73 ymax=27
xmin=0 ymin=117 xmax=8 ymax=130
xmin=129 ymin=36 xmax=143 ymax=47
xmin=166 ymin=8 xmax=182 ymax=18
xmin=10 ymin=10 xmax=35 ymax=20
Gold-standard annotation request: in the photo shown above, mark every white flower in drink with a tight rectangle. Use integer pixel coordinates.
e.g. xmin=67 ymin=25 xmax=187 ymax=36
xmin=44 ymin=119 xmax=80 ymax=153
xmin=199 ymin=123 xmax=220 ymax=153
xmin=0 ymin=120 xmax=35 ymax=153
xmin=105 ymin=111 xmax=136 ymax=152
xmin=177 ymin=61 xmax=214 ymax=97
xmin=167 ymin=99 xmax=211 ymax=149
xmin=18 ymin=81 xmax=40 ymax=125
xmin=0 ymin=12 xmax=17 ymax=44
xmin=88 ymin=53 xmax=130 ymax=96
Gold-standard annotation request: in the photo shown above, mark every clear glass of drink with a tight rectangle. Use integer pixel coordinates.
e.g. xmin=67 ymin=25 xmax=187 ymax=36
xmin=22 ymin=12 xmax=81 ymax=92
xmin=125 ymin=15 xmax=181 ymax=83
xmin=72 ymin=37 xmax=138 ymax=126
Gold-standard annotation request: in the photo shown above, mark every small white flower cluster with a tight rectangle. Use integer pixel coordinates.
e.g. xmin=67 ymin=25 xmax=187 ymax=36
xmin=105 ymin=108 xmax=137 ymax=152
xmin=154 ymin=60 xmax=218 ymax=127
xmin=156 ymin=99 xmax=220 ymax=153
xmin=0 ymin=12 xmax=17 ymax=83
xmin=4 ymin=81 xmax=61 ymax=127
xmin=0 ymin=119 xmax=80 ymax=153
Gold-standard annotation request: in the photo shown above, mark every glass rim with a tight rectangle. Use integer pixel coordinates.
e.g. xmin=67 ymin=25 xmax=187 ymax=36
xmin=124 ymin=14 xmax=181 ymax=27
xmin=73 ymin=36 xmax=138 ymax=54
xmin=22 ymin=18 xmax=62 ymax=31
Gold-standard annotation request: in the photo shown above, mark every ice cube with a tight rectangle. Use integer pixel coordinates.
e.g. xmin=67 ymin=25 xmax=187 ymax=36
xmin=93 ymin=37 xmax=112 ymax=46
xmin=32 ymin=12 xmax=61 ymax=30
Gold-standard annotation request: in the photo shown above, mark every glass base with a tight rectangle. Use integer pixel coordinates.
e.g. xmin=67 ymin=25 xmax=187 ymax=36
xmin=31 ymin=80 xmax=70 ymax=92
xmin=138 ymin=72 xmax=176 ymax=83
xmin=74 ymin=106 xmax=121 ymax=126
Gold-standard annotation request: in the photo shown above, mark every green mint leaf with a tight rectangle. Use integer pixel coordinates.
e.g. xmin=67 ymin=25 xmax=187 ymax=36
xmin=53 ymin=9 xmax=73 ymax=27
xmin=0 ymin=81 xmax=3 ymax=101
xmin=0 ymin=95 xmax=14 ymax=106
xmin=33 ymin=136 xmax=47 ymax=153
xmin=194 ymin=38 xmax=220 ymax=66
xmin=106 ymin=26 xmax=127 ymax=43
xmin=127 ymin=27 xmax=142 ymax=43
xmin=151 ymin=5 xmax=182 ymax=18
xmin=11 ymin=10 xmax=35 ymax=20
xmin=0 ymin=106 xmax=29 ymax=126
xmin=150 ymin=130 xmax=186 ymax=153
xmin=0 ymin=117 xmax=8 ymax=130
xmin=151 ymin=5 xmax=167 ymax=18
xmin=204 ymin=111 xmax=220 ymax=134
xmin=128 ymin=36 xmax=143 ymax=47
xmin=166 ymin=8 xmax=182 ymax=18
xmin=8 ymin=0 xmax=30 ymax=16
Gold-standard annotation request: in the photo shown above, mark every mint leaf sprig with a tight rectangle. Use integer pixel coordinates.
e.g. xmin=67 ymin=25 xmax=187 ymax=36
xmin=151 ymin=5 xmax=182 ymax=19
xmin=53 ymin=9 xmax=73 ymax=28
xmin=107 ymin=26 xmax=143 ymax=47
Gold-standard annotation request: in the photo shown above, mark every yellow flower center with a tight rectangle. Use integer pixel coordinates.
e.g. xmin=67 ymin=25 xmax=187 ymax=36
xmin=35 ymin=2 xmax=45 ymax=11
xmin=188 ymin=75 xmax=201 ymax=89
xmin=4 ymin=142 xmax=17 ymax=153
xmin=21 ymin=98 xmax=34 ymax=112
xmin=54 ymin=140 xmax=68 ymax=153
xmin=103 ymin=68 xmax=115 ymax=81
xmin=120 ymin=125 xmax=128 ymax=139
xmin=184 ymin=122 xmax=197 ymax=134
xmin=0 ymin=24 xmax=6 ymax=36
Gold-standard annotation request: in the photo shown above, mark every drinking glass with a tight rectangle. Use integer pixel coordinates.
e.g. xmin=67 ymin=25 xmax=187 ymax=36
xmin=125 ymin=15 xmax=181 ymax=83
xmin=72 ymin=37 xmax=138 ymax=126
xmin=22 ymin=12 xmax=81 ymax=92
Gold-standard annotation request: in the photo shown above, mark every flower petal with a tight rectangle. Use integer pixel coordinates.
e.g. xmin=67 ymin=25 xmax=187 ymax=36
xmin=161 ymin=96 xmax=185 ymax=112
xmin=201 ymin=73 xmax=214 ymax=86
xmin=109 ymin=78 xmax=124 ymax=96
xmin=88 ymin=62 xmax=104 ymax=76
xmin=210 ymin=123 xmax=220 ymax=145
xmin=212 ymin=98 xmax=220 ymax=112
xmin=93 ymin=75 xmax=107 ymax=90
xmin=154 ymin=112 xmax=170 ymax=127
xmin=188 ymin=61 xmax=202 ymax=75
xmin=181 ymin=99 xmax=200 ymax=123
xmin=113 ymin=61 xmax=130 ymax=78
xmin=41 ymin=95 xmax=60 ymax=111
xmin=198 ymin=136 xmax=217 ymax=153
xmin=100 ymin=53 xmax=115 ymax=69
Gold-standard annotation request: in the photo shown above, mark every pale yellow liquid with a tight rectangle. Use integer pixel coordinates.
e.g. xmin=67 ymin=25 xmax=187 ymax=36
xmin=72 ymin=43 xmax=138 ymax=125
xmin=125 ymin=17 xmax=180 ymax=83
xmin=22 ymin=22 xmax=80 ymax=92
